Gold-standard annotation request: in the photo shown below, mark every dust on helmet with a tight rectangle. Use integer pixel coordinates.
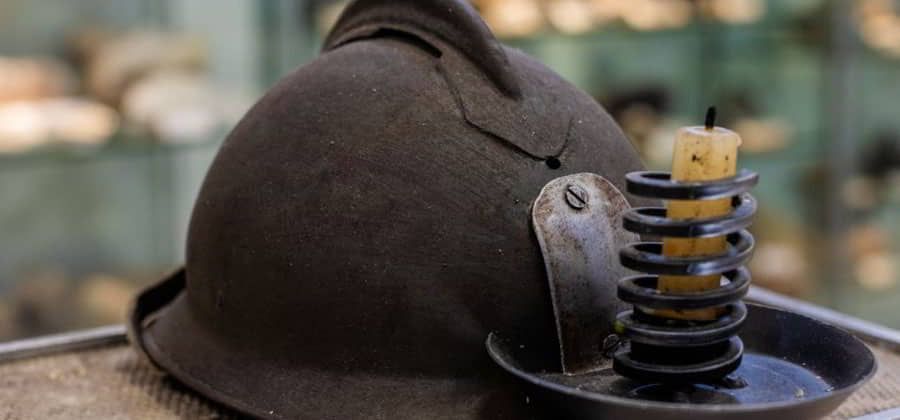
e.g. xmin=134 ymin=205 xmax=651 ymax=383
xmin=129 ymin=0 xmax=647 ymax=418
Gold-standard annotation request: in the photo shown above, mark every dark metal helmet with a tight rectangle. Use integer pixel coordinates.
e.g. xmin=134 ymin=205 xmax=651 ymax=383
xmin=129 ymin=0 xmax=647 ymax=418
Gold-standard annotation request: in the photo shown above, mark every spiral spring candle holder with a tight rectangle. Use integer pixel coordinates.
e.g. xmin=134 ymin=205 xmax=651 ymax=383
xmin=613 ymin=169 xmax=759 ymax=383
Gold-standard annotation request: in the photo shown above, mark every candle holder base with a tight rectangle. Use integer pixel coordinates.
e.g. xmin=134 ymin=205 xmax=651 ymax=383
xmin=486 ymin=304 xmax=875 ymax=420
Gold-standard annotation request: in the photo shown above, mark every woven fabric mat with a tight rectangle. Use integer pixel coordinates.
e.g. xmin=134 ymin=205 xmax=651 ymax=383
xmin=0 ymin=344 xmax=896 ymax=420
xmin=836 ymin=344 xmax=900 ymax=419
xmin=0 ymin=344 xmax=239 ymax=420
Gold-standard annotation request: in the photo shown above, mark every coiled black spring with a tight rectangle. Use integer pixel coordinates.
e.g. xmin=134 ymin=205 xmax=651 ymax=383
xmin=613 ymin=169 xmax=759 ymax=383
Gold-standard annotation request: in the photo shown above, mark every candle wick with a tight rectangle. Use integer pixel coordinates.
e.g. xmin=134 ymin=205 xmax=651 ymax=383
xmin=705 ymin=106 xmax=717 ymax=130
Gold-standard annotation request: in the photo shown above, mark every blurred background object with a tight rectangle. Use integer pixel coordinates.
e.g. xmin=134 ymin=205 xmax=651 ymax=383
xmin=0 ymin=0 xmax=898 ymax=341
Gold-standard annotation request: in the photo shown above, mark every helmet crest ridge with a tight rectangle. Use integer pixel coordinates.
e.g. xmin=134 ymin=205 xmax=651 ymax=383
xmin=324 ymin=0 xmax=522 ymax=98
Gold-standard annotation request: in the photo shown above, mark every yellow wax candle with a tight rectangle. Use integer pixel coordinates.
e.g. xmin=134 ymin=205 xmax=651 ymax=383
xmin=657 ymin=108 xmax=741 ymax=321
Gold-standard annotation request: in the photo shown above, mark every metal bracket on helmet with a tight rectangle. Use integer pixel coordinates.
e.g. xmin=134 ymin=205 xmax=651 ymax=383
xmin=532 ymin=173 xmax=637 ymax=375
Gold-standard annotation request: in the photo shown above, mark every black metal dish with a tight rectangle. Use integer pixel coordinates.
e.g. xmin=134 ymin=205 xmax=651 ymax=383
xmin=486 ymin=303 xmax=876 ymax=420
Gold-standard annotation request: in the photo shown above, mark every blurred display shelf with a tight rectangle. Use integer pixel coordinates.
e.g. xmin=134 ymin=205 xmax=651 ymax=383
xmin=0 ymin=136 xmax=222 ymax=170
xmin=0 ymin=0 xmax=263 ymax=340
xmin=0 ymin=137 xmax=222 ymax=280
xmin=0 ymin=132 xmax=222 ymax=289
xmin=1 ymin=0 xmax=898 ymax=337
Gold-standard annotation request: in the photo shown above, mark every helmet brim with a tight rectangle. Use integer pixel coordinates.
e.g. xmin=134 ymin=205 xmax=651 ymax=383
xmin=132 ymin=272 xmax=533 ymax=420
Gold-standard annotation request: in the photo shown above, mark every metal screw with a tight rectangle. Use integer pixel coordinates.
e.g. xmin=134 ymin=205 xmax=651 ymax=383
xmin=565 ymin=184 xmax=589 ymax=210
xmin=601 ymin=334 xmax=623 ymax=357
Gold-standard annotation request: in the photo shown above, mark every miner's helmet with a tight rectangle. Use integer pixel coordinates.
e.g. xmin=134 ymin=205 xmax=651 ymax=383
xmin=128 ymin=0 xmax=648 ymax=418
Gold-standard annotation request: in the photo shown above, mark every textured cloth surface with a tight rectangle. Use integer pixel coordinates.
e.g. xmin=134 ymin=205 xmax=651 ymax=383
xmin=834 ymin=344 xmax=900 ymax=419
xmin=0 ymin=344 xmax=896 ymax=419
xmin=0 ymin=344 xmax=240 ymax=419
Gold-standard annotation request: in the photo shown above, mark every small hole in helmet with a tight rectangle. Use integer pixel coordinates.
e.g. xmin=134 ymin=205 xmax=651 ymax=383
xmin=546 ymin=157 xmax=562 ymax=170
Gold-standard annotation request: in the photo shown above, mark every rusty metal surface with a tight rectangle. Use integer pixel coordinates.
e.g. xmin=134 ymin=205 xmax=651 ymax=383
xmin=532 ymin=173 xmax=636 ymax=374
